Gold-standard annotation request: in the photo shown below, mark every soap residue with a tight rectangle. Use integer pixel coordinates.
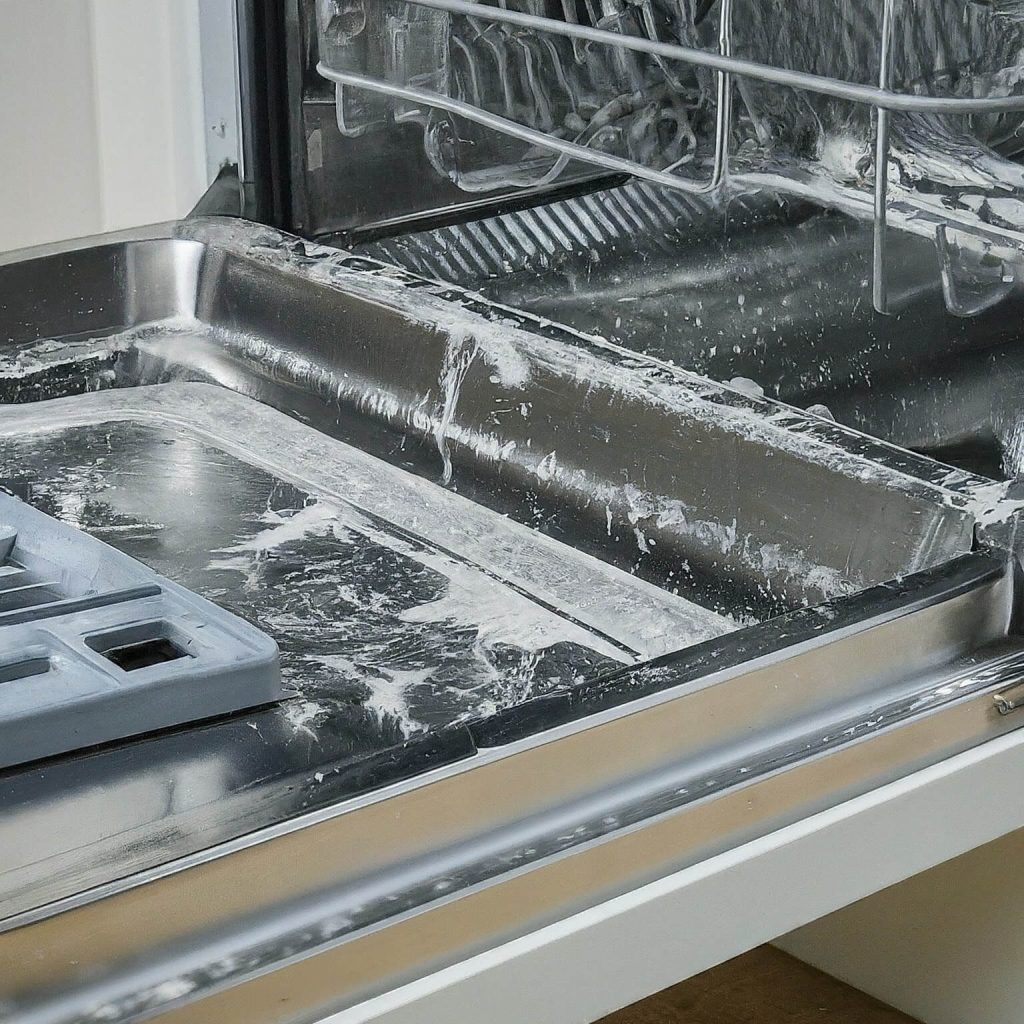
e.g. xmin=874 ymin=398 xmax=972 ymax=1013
xmin=311 ymin=655 xmax=424 ymax=734
xmin=0 ymin=383 xmax=732 ymax=661
xmin=280 ymin=698 xmax=329 ymax=741
xmin=210 ymin=491 xmax=628 ymax=734
xmin=0 ymin=326 xmax=158 ymax=380
xmin=1002 ymin=414 xmax=1024 ymax=479
xmin=435 ymin=329 xmax=479 ymax=485
xmin=218 ymin=498 xmax=626 ymax=661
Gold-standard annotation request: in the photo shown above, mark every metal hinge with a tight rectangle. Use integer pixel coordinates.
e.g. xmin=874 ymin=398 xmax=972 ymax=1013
xmin=994 ymin=681 xmax=1024 ymax=715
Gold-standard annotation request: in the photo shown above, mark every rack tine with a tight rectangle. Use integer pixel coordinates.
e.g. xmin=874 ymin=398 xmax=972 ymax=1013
xmin=319 ymin=0 xmax=1024 ymax=319
xmin=935 ymin=225 xmax=1018 ymax=317
xmin=558 ymin=0 xmax=589 ymax=63
xmin=710 ymin=0 xmax=733 ymax=189
xmin=403 ymin=0 xmax=1024 ymax=115
xmin=872 ymin=0 xmax=897 ymax=314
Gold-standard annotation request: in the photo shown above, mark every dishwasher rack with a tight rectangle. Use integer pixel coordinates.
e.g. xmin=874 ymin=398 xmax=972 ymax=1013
xmin=316 ymin=0 xmax=1024 ymax=316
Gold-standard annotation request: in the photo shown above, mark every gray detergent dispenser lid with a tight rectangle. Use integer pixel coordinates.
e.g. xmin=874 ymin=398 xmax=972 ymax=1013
xmin=0 ymin=490 xmax=280 ymax=768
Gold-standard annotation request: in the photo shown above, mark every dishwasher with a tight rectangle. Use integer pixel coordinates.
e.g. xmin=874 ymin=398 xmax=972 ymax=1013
xmin=4 ymin=1 xmax=1024 ymax=1021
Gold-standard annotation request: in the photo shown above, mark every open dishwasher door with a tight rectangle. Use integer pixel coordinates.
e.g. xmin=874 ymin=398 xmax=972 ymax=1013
xmin=6 ymin=2 xmax=1024 ymax=1022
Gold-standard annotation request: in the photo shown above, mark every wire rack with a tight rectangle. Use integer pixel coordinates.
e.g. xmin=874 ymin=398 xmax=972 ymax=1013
xmin=317 ymin=0 xmax=1024 ymax=316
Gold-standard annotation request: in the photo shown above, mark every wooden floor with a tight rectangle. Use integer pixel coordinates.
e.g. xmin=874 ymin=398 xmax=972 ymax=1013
xmin=599 ymin=946 xmax=921 ymax=1024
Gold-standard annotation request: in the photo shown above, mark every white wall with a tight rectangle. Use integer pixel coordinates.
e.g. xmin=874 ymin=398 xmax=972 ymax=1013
xmin=0 ymin=0 xmax=208 ymax=253
xmin=778 ymin=826 xmax=1024 ymax=1024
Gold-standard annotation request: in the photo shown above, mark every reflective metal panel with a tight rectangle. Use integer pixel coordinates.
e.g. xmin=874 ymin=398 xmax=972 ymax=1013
xmin=1 ymin=221 xmax=1023 ymax=1023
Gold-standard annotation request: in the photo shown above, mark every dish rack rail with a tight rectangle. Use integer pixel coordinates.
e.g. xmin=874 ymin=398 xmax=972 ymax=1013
xmin=317 ymin=0 xmax=1024 ymax=317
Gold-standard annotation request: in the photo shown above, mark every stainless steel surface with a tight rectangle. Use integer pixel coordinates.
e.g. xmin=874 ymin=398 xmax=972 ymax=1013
xmin=3 ymin=220 xmax=1024 ymax=1022
xmin=5 ymin=552 xmax=1024 ymax=1024
xmin=6 ymin=219 xmax=998 ymax=612
xmin=198 ymin=0 xmax=243 ymax=185
xmin=356 ymin=178 xmax=1024 ymax=481
xmin=5 ymin=1 xmax=1024 ymax=1019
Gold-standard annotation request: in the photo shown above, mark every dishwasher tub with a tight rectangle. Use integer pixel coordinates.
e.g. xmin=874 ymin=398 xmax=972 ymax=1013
xmin=2 ymin=218 xmax=1024 ymax=1024
xmin=357 ymin=180 xmax=1024 ymax=483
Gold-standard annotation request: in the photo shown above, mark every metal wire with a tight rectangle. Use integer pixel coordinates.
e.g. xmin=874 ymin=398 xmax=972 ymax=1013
xmin=320 ymin=0 xmax=1024 ymax=315
xmin=321 ymin=0 xmax=735 ymax=195
xmin=873 ymin=0 xmax=897 ymax=313
xmin=317 ymin=66 xmax=723 ymax=191
xmin=405 ymin=0 xmax=1024 ymax=115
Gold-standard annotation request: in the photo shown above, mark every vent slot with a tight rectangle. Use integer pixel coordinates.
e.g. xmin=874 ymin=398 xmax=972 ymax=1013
xmin=0 ymin=582 xmax=64 ymax=612
xmin=86 ymin=622 xmax=192 ymax=673
xmin=0 ymin=657 xmax=49 ymax=684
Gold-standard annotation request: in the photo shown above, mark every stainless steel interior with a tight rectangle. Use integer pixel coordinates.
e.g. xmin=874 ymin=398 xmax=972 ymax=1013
xmin=358 ymin=178 xmax=1024 ymax=480
xmin=6 ymin=1 xmax=1024 ymax=1021
xmin=3 ymin=218 xmax=1024 ymax=1023
xmin=308 ymin=0 xmax=1024 ymax=316
xmin=306 ymin=0 xmax=1024 ymax=479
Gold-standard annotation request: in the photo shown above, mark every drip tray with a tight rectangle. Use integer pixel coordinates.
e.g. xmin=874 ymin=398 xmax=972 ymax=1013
xmin=0 ymin=383 xmax=728 ymax=734
xmin=0 ymin=383 xmax=732 ymax=918
xmin=6 ymin=224 xmax=1024 ymax=1023
xmin=0 ymin=480 xmax=280 ymax=769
